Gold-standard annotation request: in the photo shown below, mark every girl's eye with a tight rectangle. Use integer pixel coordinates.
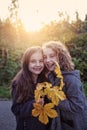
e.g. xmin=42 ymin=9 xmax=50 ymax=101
xmin=39 ymin=60 xmax=43 ymax=63
xmin=50 ymin=54 xmax=55 ymax=58
xmin=43 ymin=55 xmax=47 ymax=59
xmin=30 ymin=60 xmax=36 ymax=63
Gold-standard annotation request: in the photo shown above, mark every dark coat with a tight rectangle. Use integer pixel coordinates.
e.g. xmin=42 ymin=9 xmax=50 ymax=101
xmin=49 ymin=70 xmax=87 ymax=130
xmin=11 ymin=81 xmax=51 ymax=130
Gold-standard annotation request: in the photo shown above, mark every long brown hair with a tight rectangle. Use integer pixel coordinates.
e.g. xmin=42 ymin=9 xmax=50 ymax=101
xmin=11 ymin=46 xmax=45 ymax=103
xmin=42 ymin=41 xmax=74 ymax=71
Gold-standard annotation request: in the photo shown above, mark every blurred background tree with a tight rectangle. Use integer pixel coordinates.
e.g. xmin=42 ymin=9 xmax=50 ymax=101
xmin=0 ymin=0 xmax=87 ymax=98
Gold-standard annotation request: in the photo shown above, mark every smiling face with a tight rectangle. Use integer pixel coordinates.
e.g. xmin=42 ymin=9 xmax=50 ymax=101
xmin=28 ymin=50 xmax=44 ymax=76
xmin=43 ymin=47 xmax=58 ymax=71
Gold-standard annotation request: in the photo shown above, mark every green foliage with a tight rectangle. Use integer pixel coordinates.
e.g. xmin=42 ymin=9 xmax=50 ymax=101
xmin=83 ymin=83 xmax=87 ymax=96
xmin=0 ymin=86 xmax=11 ymax=99
xmin=40 ymin=21 xmax=76 ymax=43
xmin=67 ymin=33 xmax=87 ymax=82
xmin=0 ymin=13 xmax=87 ymax=97
xmin=0 ymin=49 xmax=21 ymax=86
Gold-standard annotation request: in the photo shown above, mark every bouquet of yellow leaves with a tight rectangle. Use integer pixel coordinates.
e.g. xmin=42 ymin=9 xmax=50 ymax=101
xmin=32 ymin=62 xmax=66 ymax=124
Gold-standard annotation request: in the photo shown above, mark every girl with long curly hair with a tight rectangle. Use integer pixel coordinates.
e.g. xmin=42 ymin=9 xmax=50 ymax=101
xmin=42 ymin=41 xmax=87 ymax=130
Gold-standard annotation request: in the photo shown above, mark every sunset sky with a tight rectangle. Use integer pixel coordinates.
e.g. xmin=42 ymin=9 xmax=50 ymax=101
xmin=0 ymin=0 xmax=87 ymax=31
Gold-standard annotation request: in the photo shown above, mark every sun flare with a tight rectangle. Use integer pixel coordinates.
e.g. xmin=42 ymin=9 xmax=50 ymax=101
xmin=22 ymin=20 xmax=43 ymax=32
xmin=0 ymin=0 xmax=87 ymax=32
xmin=20 ymin=11 xmax=45 ymax=32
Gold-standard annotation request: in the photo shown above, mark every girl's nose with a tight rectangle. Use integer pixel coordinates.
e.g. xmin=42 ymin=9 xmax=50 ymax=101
xmin=36 ymin=61 xmax=40 ymax=66
xmin=46 ymin=57 xmax=51 ymax=62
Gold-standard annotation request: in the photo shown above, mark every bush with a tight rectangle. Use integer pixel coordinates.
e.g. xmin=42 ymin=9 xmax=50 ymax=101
xmin=0 ymin=86 xmax=11 ymax=99
xmin=0 ymin=49 xmax=21 ymax=86
xmin=67 ymin=33 xmax=87 ymax=82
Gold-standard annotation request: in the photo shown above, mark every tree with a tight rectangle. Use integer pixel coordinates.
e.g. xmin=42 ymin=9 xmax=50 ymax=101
xmin=8 ymin=0 xmax=20 ymax=42
xmin=83 ymin=14 xmax=87 ymax=31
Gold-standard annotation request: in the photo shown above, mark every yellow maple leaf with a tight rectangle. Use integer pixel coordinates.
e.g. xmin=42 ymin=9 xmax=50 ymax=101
xmin=32 ymin=108 xmax=40 ymax=117
xmin=44 ymin=103 xmax=58 ymax=118
xmin=39 ymin=110 xmax=48 ymax=124
xmin=54 ymin=61 xmax=62 ymax=77
xmin=32 ymin=103 xmax=58 ymax=124
xmin=35 ymin=82 xmax=52 ymax=102
xmin=48 ymin=87 xmax=66 ymax=105
xmin=32 ymin=103 xmax=43 ymax=117
xmin=51 ymin=93 xmax=60 ymax=106
xmin=35 ymin=89 xmax=44 ymax=102
xmin=47 ymin=88 xmax=59 ymax=105
xmin=56 ymin=91 xmax=66 ymax=100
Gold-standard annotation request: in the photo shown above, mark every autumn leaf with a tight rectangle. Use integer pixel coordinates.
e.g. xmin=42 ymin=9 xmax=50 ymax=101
xmin=47 ymin=88 xmax=59 ymax=105
xmin=35 ymin=89 xmax=44 ymax=102
xmin=32 ymin=103 xmax=43 ymax=117
xmin=51 ymin=93 xmax=60 ymax=106
xmin=32 ymin=103 xmax=58 ymax=124
xmin=44 ymin=103 xmax=58 ymax=118
xmin=39 ymin=110 xmax=48 ymax=124
xmin=32 ymin=109 xmax=40 ymax=117
xmin=56 ymin=91 xmax=66 ymax=100
xmin=35 ymin=82 xmax=52 ymax=102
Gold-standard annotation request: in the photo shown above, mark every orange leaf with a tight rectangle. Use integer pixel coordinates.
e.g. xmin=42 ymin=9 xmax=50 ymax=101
xmin=39 ymin=110 xmax=49 ymax=124
xmin=32 ymin=109 xmax=40 ymax=117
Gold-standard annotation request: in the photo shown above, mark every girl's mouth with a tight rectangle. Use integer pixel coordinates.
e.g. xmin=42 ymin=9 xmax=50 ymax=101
xmin=33 ymin=67 xmax=43 ymax=71
xmin=46 ymin=63 xmax=55 ymax=70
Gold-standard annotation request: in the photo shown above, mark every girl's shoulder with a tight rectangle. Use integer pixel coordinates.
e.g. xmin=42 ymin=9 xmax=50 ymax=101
xmin=62 ymin=70 xmax=82 ymax=86
xmin=62 ymin=70 xmax=80 ymax=79
xmin=62 ymin=70 xmax=84 ymax=94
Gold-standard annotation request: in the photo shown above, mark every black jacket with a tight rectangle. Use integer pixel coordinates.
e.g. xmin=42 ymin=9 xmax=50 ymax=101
xmin=11 ymin=81 xmax=47 ymax=130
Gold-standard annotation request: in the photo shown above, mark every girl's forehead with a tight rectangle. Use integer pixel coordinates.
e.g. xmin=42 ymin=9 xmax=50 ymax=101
xmin=43 ymin=47 xmax=55 ymax=54
xmin=31 ymin=49 xmax=42 ymax=55
xmin=30 ymin=50 xmax=43 ymax=58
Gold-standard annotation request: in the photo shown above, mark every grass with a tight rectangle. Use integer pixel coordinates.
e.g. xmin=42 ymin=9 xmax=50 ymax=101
xmin=0 ymin=86 xmax=11 ymax=99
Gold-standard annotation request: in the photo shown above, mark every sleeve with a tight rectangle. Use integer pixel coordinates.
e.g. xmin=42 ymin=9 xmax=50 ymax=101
xmin=51 ymin=107 xmax=62 ymax=130
xmin=11 ymin=85 xmax=35 ymax=118
xmin=48 ymin=72 xmax=60 ymax=86
xmin=58 ymin=75 xmax=86 ymax=113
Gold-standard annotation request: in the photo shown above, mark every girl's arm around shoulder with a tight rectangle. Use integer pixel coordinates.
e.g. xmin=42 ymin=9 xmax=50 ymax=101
xmin=11 ymin=83 xmax=35 ymax=118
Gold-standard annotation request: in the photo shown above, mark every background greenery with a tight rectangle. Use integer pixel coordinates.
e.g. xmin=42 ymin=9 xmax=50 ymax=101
xmin=0 ymin=1 xmax=87 ymax=98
